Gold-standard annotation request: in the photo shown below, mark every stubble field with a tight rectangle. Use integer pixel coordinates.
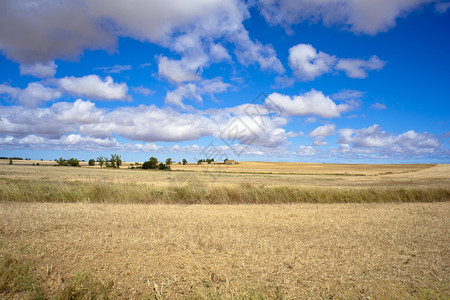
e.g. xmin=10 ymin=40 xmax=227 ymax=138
xmin=0 ymin=161 xmax=449 ymax=299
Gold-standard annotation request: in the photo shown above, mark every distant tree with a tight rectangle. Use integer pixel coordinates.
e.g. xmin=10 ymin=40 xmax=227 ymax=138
xmin=67 ymin=158 xmax=80 ymax=167
xmin=159 ymin=162 xmax=170 ymax=170
xmin=88 ymin=159 xmax=96 ymax=166
xmin=182 ymin=159 xmax=187 ymax=165
xmin=165 ymin=158 xmax=172 ymax=165
xmin=56 ymin=157 xmax=68 ymax=166
xmin=111 ymin=154 xmax=122 ymax=168
xmin=9 ymin=158 xmax=12 ymax=165
xmin=143 ymin=157 xmax=158 ymax=169
xmin=97 ymin=156 xmax=106 ymax=168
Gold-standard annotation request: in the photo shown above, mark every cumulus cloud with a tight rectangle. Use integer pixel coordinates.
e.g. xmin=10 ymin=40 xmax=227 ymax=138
xmin=288 ymin=44 xmax=336 ymax=81
xmin=296 ymin=145 xmax=319 ymax=156
xmin=158 ymin=56 xmax=201 ymax=83
xmin=0 ymin=99 xmax=102 ymax=138
xmin=58 ymin=75 xmax=128 ymax=101
xmin=288 ymin=44 xmax=385 ymax=80
xmin=79 ymin=105 xmax=218 ymax=142
xmin=310 ymin=124 xmax=336 ymax=146
xmin=0 ymin=0 xmax=283 ymax=79
xmin=310 ymin=124 xmax=336 ymax=137
xmin=0 ymin=1 xmax=117 ymax=63
xmin=231 ymin=29 xmax=285 ymax=74
xmin=371 ymin=102 xmax=387 ymax=110
xmin=131 ymin=86 xmax=154 ymax=96
xmin=266 ymin=90 xmax=356 ymax=118
xmin=0 ymin=82 xmax=61 ymax=107
xmin=0 ymin=96 xmax=295 ymax=149
xmin=165 ymin=84 xmax=202 ymax=108
xmin=271 ymin=75 xmax=295 ymax=89
xmin=335 ymin=55 xmax=385 ymax=78
xmin=0 ymin=133 xmax=161 ymax=152
xmin=165 ymin=78 xmax=231 ymax=109
xmin=19 ymin=61 xmax=57 ymax=78
xmin=216 ymin=114 xmax=292 ymax=148
xmin=338 ymin=124 xmax=442 ymax=155
xmin=256 ymin=0 xmax=440 ymax=35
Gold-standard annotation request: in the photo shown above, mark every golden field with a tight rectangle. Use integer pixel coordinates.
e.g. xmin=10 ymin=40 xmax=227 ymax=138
xmin=0 ymin=161 xmax=449 ymax=299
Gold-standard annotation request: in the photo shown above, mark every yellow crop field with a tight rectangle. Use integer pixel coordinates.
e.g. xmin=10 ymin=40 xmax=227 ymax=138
xmin=0 ymin=162 xmax=449 ymax=299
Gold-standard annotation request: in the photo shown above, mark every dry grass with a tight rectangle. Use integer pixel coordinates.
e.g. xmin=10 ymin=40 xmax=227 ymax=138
xmin=171 ymin=161 xmax=436 ymax=175
xmin=0 ymin=202 xmax=449 ymax=299
xmin=1 ymin=164 xmax=449 ymax=204
xmin=1 ymin=163 xmax=449 ymax=298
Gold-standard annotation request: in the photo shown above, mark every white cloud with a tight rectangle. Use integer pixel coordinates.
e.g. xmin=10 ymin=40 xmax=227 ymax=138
xmin=288 ymin=44 xmax=386 ymax=80
xmin=216 ymin=114 xmax=292 ymax=147
xmin=0 ymin=0 xmax=282 ymax=75
xmin=296 ymin=145 xmax=319 ymax=156
xmin=266 ymin=90 xmax=355 ymax=118
xmin=96 ymin=64 xmax=132 ymax=74
xmin=165 ymin=78 xmax=231 ymax=109
xmin=0 ymin=133 xmax=161 ymax=152
xmin=288 ymin=44 xmax=336 ymax=81
xmin=271 ymin=75 xmax=295 ymax=89
xmin=335 ymin=55 xmax=385 ymax=78
xmin=0 ymin=100 xmax=100 ymax=138
xmin=58 ymin=75 xmax=128 ymax=101
xmin=232 ymin=29 xmax=285 ymax=74
xmin=165 ymin=84 xmax=202 ymax=109
xmin=158 ymin=56 xmax=200 ymax=83
xmin=310 ymin=124 xmax=336 ymax=146
xmin=257 ymin=0 xmax=439 ymax=35
xmin=310 ymin=124 xmax=336 ymax=137
xmin=131 ymin=86 xmax=154 ymax=96
xmin=312 ymin=136 xmax=328 ymax=146
xmin=19 ymin=61 xmax=57 ymax=78
xmin=337 ymin=124 xmax=442 ymax=155
xmin=331 ymin=89 xmax=366 ymax=101
xmin=80 ymin=105 xmax=218 ymax=143
xmin=0 ymin=82 xmax=61 ymax=107
xmin=371 ymin=102 xmax=387 ymax=110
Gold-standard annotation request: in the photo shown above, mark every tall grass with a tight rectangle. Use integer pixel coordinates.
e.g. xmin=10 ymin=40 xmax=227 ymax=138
xmin=1 ymin=178 xmax=449 ymax=204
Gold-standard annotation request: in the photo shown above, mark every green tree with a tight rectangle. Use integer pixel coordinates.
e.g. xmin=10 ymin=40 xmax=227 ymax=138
xmin=97 ymin=156 xmax=106 ymax=168
xmin=88 ymin=159 xmax=96 ymax=166
xmin=9 ymin=158 xmax=12 ymax=165
xmin=111 ymin=154 xmax=122 ymax=168
xmin=165 ymin=158 xmax=172 ymax=165
xmin=142 ymin=157 xmax=158 ymax=169
xmin=182 ymin=159 xmax=187 ymax=165
xmin=56 ymin=157 xmax=68 ymax=166
xmin=67 ymin=158 xmax=80 ymax=167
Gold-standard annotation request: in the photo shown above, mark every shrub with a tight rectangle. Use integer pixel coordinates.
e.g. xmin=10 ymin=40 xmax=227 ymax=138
xmin=158 ymin=162 xmax=170 ymax=170
xmin=88 ymin=159 xmax=95 ymax=166
xmin=55 ymin=157 xmax=68 ymax=166
xmin=67 ymin=158 xmax=80 ymax=167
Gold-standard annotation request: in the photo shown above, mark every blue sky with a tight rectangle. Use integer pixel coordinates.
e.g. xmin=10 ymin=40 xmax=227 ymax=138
xmin=0 ymin=0 xmax=449 ymax=163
